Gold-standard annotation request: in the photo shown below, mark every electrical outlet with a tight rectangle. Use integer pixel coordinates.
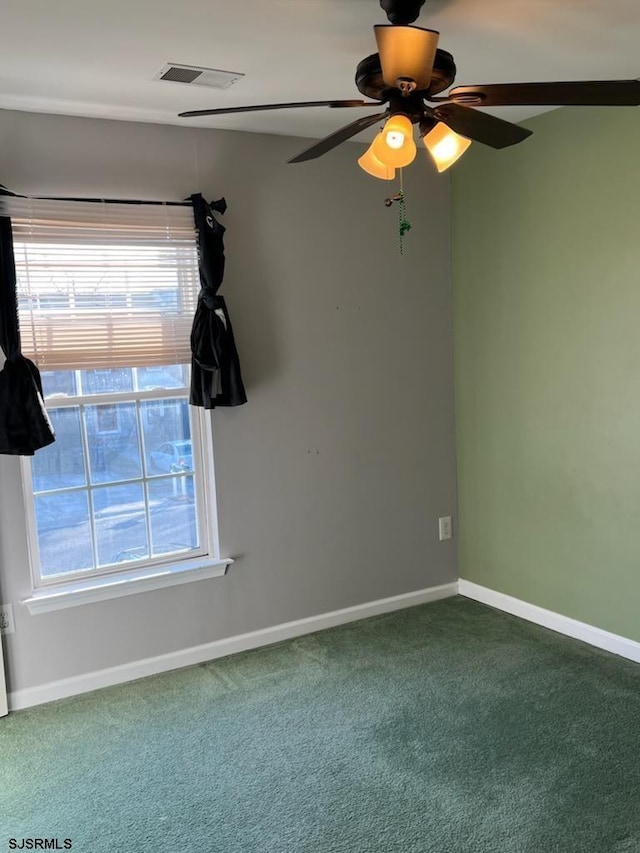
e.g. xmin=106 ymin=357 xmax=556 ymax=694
xmin=438 ymin=516 xmax=452 ymax=542
xmin=0 ymin=604 xmax=15 ymax=635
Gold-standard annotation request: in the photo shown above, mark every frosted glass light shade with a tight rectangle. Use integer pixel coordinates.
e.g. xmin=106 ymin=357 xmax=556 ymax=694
xmin=372 ymin=115 xmax=417 ymax=168
xmin=358 ymin=139 xmax=396 ymax=180
xmin=423 ymin=122 xmax=472 ymax=172
xmin=374 ymin=25 xmax=439 ymax=91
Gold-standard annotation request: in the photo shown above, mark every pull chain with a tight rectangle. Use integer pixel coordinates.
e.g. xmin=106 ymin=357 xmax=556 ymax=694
xmin=384 ymin=170 xmax=412 ymax=254
xmin=398 ymin=169 xmax=412 ymax=254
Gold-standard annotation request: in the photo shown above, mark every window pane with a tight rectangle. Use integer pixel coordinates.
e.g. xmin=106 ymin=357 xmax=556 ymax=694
xmin=36 ymin=491 xmax=93 ymax=576
xmin=80 ymin=368 xmax=134 ymax=396
xmin=142 ymin=399 xmax=192 ymax=475
xmin=131 ymin=288 xmax=180 ymax=311
xmin=31 ymin=407 xmax=86 ymax=492
xmin=39 ymin=294 xmax=69 ymax=310
xmin=75 ymin=293 xmax=127 ymax=310
xmin=148 ymin=477 xmax=198 ymax=557
xmin=94 ymin=483 xmax=148 ymax=566
xmin=136 ymin=364 xmax=187 ymax=392
xmin=85 ymin=403 xmax=142 ymax=484
xmin=41 ymin=370 xmax=77 ymax=399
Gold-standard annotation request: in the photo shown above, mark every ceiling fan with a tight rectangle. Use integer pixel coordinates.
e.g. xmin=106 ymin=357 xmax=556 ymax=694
xmin=178 ymin=0 xmax=640 ymax=178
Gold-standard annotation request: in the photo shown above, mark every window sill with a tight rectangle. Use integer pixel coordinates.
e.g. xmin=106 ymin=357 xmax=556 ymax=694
xmin=22 ymin=556 xmax=233 ymax=615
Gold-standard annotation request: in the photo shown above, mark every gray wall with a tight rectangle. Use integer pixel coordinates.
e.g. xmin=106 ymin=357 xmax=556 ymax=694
xmin=0 ymin=109 xmax=456 ymax=694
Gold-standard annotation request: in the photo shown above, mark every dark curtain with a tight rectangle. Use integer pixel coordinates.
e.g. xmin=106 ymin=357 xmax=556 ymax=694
xmin=189 ymin=194 xmax=247 ymax=409
xmin=0 ymin=214 xmax=55 ymax=455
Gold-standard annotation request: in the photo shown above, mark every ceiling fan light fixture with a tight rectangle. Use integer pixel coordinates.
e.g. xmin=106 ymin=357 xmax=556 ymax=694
xmin=374 ymin=24 xmax=440 ymax=92
xmin=384 ymin=113 xmax=413 ymax=146
xmin=422 ymin=122 xmax=471 ymax=172
xmin=372 ymin=114 xmax=417 ymax=168
xmin=358 ymin=140 xmax=396 ymax=180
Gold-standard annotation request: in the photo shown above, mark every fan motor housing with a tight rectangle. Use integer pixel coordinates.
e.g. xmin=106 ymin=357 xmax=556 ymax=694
xmin=355 ymin=50 xmax=456 ymax=102
xmin=380 ymin=0 xmax=426 ymax=25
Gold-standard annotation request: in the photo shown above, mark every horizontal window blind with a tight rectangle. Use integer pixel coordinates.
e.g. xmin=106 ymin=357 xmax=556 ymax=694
xmin=1 ymin=197 xmax=200 ymax=371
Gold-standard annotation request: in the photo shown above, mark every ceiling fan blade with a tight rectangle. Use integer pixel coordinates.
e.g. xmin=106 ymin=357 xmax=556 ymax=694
xmin=374 ymin=25 xmax=439 ymax=91
xmin=431 ymin=102 xmax=532 ymax=149
xmin=447 ymin=79 xmax=640 ymax=107
xmin=288 ymin=112 xmax=387 ymax=163
xmin=178 ymin=100 xmax=382 ymax=118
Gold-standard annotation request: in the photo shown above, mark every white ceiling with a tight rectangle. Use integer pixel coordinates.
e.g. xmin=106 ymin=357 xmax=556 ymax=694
xmin=0 ymin=0 xmax=638 ymax=145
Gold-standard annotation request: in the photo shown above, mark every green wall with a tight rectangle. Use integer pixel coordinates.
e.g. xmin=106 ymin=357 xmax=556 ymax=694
xmin=452 ymin=106 xmax=640 ymax=641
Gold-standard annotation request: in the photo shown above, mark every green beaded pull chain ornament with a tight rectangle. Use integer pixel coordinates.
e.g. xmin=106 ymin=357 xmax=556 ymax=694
xmin=384 ymin=169 xmax=412 ymax=254
xmin=397 ymin=173 xmax=412 ymax=254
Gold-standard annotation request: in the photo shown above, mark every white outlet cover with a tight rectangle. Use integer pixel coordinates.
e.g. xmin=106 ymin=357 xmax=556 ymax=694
xmin=438 ymin=516 xmax=452 ymax=541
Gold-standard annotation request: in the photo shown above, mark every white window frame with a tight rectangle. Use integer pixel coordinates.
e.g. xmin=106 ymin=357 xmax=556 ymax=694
xmin=24 ymin=379 xmax=213 ymax=585
xmin=21 ymin=399 xmax=231 ymax=615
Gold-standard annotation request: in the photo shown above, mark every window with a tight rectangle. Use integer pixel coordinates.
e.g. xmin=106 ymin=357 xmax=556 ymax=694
xmin=25 ymin=365 xmax=206 ymax=580
xmin=6 ymin=198 xmax=229 ymax=608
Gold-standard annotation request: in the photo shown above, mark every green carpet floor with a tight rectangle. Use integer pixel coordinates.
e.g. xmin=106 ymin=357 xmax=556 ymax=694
xmin=2 ymin=596 xmax=640 ymax=852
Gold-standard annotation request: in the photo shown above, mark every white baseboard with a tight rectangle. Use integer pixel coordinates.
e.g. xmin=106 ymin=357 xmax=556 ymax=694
xmin=9 ymin=582 xmax=458 ymax=711
xmin=459 ymin=579 xmax=640 ymax=664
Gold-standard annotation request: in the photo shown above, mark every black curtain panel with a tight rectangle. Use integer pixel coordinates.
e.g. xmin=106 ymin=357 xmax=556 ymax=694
xmin=189 ymin=194 xmax=247 ymax=409
xmin=0 ymin=215 xmax=55 ymax=455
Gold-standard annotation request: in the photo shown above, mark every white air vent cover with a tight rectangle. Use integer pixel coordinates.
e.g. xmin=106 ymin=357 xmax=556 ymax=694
xmin=155 ymin=63 xmax=244 ymax=89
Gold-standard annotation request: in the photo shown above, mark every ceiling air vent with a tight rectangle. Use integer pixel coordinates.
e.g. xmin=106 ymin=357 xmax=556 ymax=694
xmin=155 ymin=63 xmax=244 ymax=90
